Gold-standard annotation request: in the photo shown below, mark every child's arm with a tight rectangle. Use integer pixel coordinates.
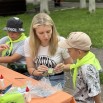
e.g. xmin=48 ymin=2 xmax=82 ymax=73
xmin=93 ymin=94 xmax=102 ymax=103
xmin=54 ymin=63 xmax=71 ymax=73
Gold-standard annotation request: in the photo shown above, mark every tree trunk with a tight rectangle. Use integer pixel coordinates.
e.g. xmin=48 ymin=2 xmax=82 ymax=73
xmin=80 ymin=0 xmax=86 ymax=8
xmin=40 ymin=0 xmax=50 ymax=14
xmin=89 ymin=0 xmax=96 ymax=13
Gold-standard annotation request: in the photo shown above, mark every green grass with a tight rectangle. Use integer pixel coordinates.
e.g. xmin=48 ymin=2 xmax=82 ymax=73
xmin=0 ymin=7 xmax=103 ymax=84
xmin=50 ymin=8 xmax=103 ymax=48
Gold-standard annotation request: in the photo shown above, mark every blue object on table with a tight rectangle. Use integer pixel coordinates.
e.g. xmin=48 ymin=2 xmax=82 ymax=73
xmin=2 ymin=84 xmax=12 ymax=94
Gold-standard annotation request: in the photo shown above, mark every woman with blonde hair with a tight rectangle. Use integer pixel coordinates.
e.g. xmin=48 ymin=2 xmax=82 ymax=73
xmin=24 ymin=13 xmax=73 ymax=87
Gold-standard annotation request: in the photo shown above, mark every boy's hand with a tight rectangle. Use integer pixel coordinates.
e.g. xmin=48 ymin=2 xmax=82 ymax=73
xmin=54 ymin=63 xmax=71 ymax=73
xmin=54 ymin=63 xmax=64 ymax=74
xmin=0 ymin=44 xmax=9 ymax=52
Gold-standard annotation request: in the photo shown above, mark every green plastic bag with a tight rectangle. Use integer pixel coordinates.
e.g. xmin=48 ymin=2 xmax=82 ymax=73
xmin=0 ymin=93 xmax=25 ymax=103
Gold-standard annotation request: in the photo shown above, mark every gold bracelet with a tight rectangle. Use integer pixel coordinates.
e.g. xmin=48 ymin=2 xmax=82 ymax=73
xmin=31 ymin=69 xmax=35 ymax=76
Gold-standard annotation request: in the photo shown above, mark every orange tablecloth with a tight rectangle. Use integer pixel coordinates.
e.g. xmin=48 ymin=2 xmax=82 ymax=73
xmin=0 ymin=65 xmax=76 ymax=103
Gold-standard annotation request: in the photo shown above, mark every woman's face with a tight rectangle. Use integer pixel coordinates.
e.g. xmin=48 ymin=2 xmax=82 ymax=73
xmin=7 ymin=31 xmax=21 ymax=41
xmin=35 ymin=25 xmax=52 ymax=46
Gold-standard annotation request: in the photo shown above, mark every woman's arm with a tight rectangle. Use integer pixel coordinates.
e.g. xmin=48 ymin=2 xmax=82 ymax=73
xmin=93 ymin=94 xmax=102 ymax=103
xmin=26 ymin=57 xmax=48 ymax=76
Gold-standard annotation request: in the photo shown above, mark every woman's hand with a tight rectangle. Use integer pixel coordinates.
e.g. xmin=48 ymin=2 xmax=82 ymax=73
xmin=34 ymin=65 xmax=48 ymax=76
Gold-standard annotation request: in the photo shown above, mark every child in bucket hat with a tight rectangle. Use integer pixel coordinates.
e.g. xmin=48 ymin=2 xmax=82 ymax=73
xmin=0 ymin=17 xmax=28 ymax=76
xmin=55 ymin=32 xmax=102 ymax=103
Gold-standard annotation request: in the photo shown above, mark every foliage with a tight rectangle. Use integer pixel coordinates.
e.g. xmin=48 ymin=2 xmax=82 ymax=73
xmin=26 ymin=3 xmax=35 ymax=11
xmin=26 ymin=3 xmax=40 ymax=11
xmin=100 ymin=72 xmax=103 ymax=84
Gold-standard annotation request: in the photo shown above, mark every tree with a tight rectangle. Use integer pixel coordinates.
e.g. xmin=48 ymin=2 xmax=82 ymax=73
xmin=89 ymin=0 xmax=96 ymax=13
xmin=40 ymin=0 xmax=50 ymax=14
xmin=80 ymin=0 xmax=86 ymax=8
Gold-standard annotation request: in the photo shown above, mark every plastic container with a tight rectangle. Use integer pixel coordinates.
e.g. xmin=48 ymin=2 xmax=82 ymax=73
xmin=24 ymin=87 xmax=31 ymax=103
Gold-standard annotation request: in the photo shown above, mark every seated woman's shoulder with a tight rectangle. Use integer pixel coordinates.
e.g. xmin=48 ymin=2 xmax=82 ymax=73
xmin=58 ymin=36 xmax=66 ymax=41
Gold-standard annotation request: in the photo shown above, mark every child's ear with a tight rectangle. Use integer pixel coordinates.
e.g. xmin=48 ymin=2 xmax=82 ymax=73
xmin=75 ymin=49 xmax=83 ymax=58
xmin=78 ymin=50 xmax=82 ymax=55
xmin=78 ymin=50 xmax=84 ymax=58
